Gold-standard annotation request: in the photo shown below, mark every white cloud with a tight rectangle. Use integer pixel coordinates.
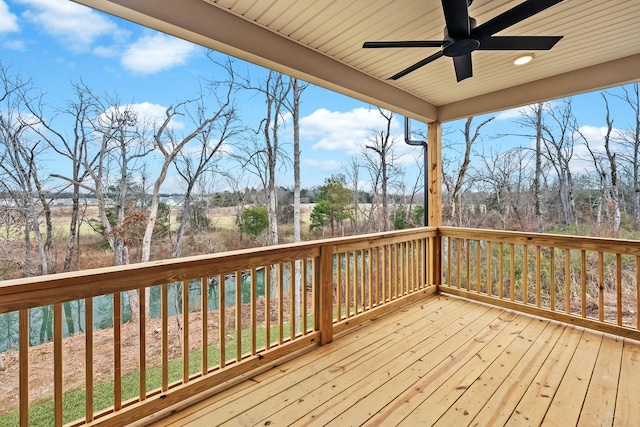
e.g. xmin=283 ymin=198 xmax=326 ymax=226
xmin=92 ymin=45 xmax=119 ymax=58
xmin=303 ymin=158 xmax=342 ymax=171
xmin=0 ymin=0 xmax=19 ymax=33
xmin=120 ymin=33 xmax=196 ymax=75
xmin=577 ymin=125 xmax=609 ymax=149
xmin=302 ymin=107 xmax=402 ymax=155
xmin=496 ymin=107 xmax=524 ymax=121
xmin=97 ymin=102 xmax=185 ymax=131
xmin=131 ymin=102 xmax=188 ymax=131
xmin=16 ymin=0 xmax=121 ymax=51
xmin=3 ymin=39 xmax=25 ymax=50
xmin=158 ymin=174 xmax=186 ymax=194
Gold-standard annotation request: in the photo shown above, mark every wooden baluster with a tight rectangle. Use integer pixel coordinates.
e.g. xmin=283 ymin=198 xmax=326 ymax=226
xmin=348 ymin=252 xmax=354 ymax=316
xmin=85 ymin=298 xmax=94 ymax=420
xmin=375 ymin=247 xmax=381 ymax=305
xmin=457 ymin=239 xmax=462 ymax=290
xmin=381 ymin=246 xmax=386 ymax=304
xmin=219 ymin=273 xmax=226 ymax=364
xmin=523 ymin=244 xmax=528 ymax=304
xmin=498 ymin=243 xmax=504 ymax=299
xmin=406 ymin=242 xmax=412 ymax=294
xmin=550 ymin=248 xmax=556 ymax=311
xmin=466 ymin=239 xmax=471 ymax=291
xmin=565 ymin=249 xmax=571 ymax=314
xmin=290 ymin=261 xmax=296 ymax=341
xmin=54 ymin=303 xmax=63 ymax=426
xmin=302 ymin=259 xmax=308 ymax=334
xmin=113 ymin=294 xmax=121 ymax=410
xmin=138 ymin=289 xmax=146 ymax=400
xmin=581 ymin=251 xmax=587 ymax=318
xmin=310 ymin=257 xmax=317 ymax=332
xmin=19 ymin=309 xmax=28 ymax=427
xmin=476 ymin=240 xmax=481 ymax=294
xmin=509 ymin=243 xmax=515 ymax=301
xmin=336 ymin=253 xmax=342 ymax=321
xmin=264 ymin=269 xmax=270 ymax=351
xmin=278 ymin=263 xmax=284 ymax=345
xmin=318 ymin=246 xmax=334 ymax=345
xmin=354 ymin=250 xmax=360 ymax=313
xmin=236 ymin=270 xmax=242 ymax=360
xmin=536 ymin=246 xmax=541 ymax=308
xmin=598 ymin=252 xmax=604 ymax=322
xmin=251 ymin=268 xmax=257 ymax=354
xmin=617 ymin=254 xmax=622 ymax=326
xmin=368 ymin=248 xmax=374 ymax=308
xmin=183 ymin=281 xmax=190 ymax=382
xmin=360 ymin=249 xmax=366 ymax=312
xmin=400 ymin=243 xmax=406 ymax=296
xmin=487 ymin=241 xmax=492 ymax=297
xmin=637 ymin=256 xmax=640 ymax=330
xmin=397 ymin=243 xmax=402 ymax=296
xmin=161 ymin=284 xmax=169 ymax=391
xmin=447 ymin=237 xmax=452 ymax=287
xmin=201 ymin=277 xmax=208 ymax=374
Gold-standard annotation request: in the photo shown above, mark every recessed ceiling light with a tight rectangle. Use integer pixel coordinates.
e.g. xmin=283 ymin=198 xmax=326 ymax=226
xmin=514 ymin=54 xmax=534 ymax=65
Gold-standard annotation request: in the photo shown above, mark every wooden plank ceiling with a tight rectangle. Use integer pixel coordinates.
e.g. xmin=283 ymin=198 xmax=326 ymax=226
xmin=75 ymin=0 xmax=640 ymax=123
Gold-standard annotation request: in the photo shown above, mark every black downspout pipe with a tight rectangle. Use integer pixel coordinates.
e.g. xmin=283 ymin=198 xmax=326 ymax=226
xmin=404 ymin=117 xmax=428 ymax=226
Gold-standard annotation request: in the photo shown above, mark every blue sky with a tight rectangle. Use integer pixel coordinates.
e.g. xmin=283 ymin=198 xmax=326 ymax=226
xmin=0 ymin=0 xmax=636 ymax=195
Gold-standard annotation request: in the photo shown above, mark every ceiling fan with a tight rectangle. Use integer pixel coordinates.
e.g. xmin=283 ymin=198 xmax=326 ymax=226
xmin=363 ymin=0 xmax=564 ymax=82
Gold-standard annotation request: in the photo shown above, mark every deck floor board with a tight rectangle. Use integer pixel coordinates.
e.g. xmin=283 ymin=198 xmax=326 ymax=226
xmin=149 ymin=295 xmax=639 ymax=427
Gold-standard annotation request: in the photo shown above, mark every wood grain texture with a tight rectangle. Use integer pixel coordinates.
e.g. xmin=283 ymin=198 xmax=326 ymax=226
xmin=145 ymin=294 xmax=640 ymax=427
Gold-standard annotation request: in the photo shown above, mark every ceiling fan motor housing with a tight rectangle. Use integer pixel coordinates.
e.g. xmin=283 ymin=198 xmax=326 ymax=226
xmin=443 ymin=17 xmax=479 ymax=57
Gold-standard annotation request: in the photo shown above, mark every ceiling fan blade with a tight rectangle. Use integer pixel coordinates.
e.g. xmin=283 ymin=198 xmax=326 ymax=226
xmin=479 ymin=36 xmax=562 ymax=50
xmin=453 ymin=53 xmax=473 ymax=82
xmin=472 ymin=0 xmax=563 ymax=40
xmin=441 ymin=0 xmax=471 ymax=39
xmin=363 ymin=41 xmax=445 ymax=48
xmin=389 ymin=51 xmax=445 ymax=80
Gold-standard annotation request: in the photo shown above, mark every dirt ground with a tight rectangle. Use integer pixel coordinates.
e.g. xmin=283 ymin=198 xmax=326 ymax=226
xmin=0 ymin=297 xmax=289 ymax=416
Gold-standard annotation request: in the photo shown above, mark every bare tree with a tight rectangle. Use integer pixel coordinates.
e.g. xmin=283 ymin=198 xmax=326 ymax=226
xmin=344 ymin=156 xmax=361 ymax=233
xmin=284 ymin=77 xmax=307 ymax=243
xmin=476 ymin=146 xmax=534 ymax=230
xmin=284 ymin=77 xmax=307 ymax=333
xmin=0 ymin=65 xmax=53 ymax=277
xmin=405 ymin=153 xmax=426 ymax=227
xmin=580 ymin=94 xmax=620 ymax=233
xmin=503 ymin=103 xmax=551 ymax=231
xmin=25 ymin=81 xmax=97 ymax=273
xmin=445 ymin=116 xmax=495 ymax=225
xmin=222 ymin=168 xmax=252 ymax=241
xmin=364 ymin=108 xmax=400 ymax=232
xmin=82 ymin=96 xmax=153 ymax=321
xmin=540 ymin=99 xmax=578 ymax=227
xmin=170 ymin=76 xmax=240 ymax=258
xmin=610 ymin=83 xmax=640 ymax=228
xmin=238 ymin=71 xmax=292 ymax=245
xmin=0 ymin=65 xmax=58 ymax=342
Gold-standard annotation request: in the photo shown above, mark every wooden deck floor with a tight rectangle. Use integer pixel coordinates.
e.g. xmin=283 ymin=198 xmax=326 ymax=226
xmin=148 ymin=294 xmax=640 ymax=427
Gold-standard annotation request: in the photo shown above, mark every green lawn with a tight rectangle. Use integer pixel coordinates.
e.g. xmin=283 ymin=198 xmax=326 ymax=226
xmin=0 ymin=319 xmax=312 ymax=427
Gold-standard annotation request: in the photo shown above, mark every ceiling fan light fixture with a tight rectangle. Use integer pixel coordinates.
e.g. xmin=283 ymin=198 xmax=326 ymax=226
xmin=514 ymin=53 xmax=534 ymax=65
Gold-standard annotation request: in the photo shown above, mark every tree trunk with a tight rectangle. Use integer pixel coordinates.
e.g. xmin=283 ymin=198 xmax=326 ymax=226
xmin=534 ymin=103 xmax=544 ymax=232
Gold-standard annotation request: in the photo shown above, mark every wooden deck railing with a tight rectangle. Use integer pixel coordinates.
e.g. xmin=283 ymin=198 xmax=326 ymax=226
xmin=5 ymin=225 xmax=639 ymax=426
xmin=438 ymin=227 xmax=640 ymax=341
xmin=0 ymin=228 xmax=436 ymax=427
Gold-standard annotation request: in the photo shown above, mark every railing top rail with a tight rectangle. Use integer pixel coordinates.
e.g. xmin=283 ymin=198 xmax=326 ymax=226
xmin=0 ymin=227 xmax=437 ymax=314
xmin=439 ymin=226 xmax=640 ymax=256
